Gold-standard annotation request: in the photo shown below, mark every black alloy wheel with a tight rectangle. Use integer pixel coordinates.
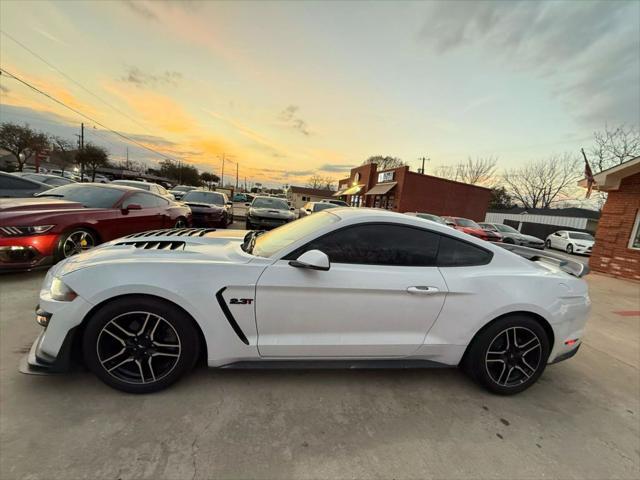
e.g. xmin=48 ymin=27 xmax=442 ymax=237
xmin=83 ymin=297 xmax=199 ymax=393
xmin=463 ymin=315 xmax=550 ymax=395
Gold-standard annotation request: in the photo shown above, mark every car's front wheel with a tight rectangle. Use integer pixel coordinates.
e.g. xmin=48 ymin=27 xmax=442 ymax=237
xmin=463 ymin=315 xmax=550 ymax=395
xmin=55 ymin=228 xmax=97 ymax=261
xmin=83 ymin=296 xmax=200 ymax=393
xmin=566 ymin=244 xmax=574 ymax=254
xmin=545 ymin=239 xmax=552 ymax=249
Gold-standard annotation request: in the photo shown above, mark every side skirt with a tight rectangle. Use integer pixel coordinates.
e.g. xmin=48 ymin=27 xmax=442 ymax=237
xmin=218 ymin=359 xmax=451 ymax=370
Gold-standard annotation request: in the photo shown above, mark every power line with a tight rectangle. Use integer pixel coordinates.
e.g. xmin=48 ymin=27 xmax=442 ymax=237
xmin=0 ymin=66 xmax=181 ymax=164
xmin=0 ymin=30 xmax=154 ymax=135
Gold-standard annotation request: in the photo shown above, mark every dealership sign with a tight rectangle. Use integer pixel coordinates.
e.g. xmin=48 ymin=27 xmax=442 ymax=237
xmin=378 ymin=170 xmax=394 ymax=183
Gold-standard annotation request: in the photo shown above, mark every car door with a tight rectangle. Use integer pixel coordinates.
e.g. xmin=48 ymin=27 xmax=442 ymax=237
xmin=114 ymin=192 xmax=167 ymax=236
xmin=255 ymin=223 xmax=448 ymax=357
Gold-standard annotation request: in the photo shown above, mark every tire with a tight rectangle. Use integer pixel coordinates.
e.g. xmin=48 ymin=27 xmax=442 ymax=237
xmin=245 ymin=221 xmax=252 ymax=230
xmin=54 ymin=228 xmax=97 ymax=262
xmin=503 ymin=238 xmax=515 ymax=244
xmin=545 ymin=239 xmax=551 ymax=249
xmin=566 ymin=244 xmax=573 ymax=254
xmin=174 ymin=217 xmax=187 ymax=228
xmin=82 ymin=296 xmax=200 ymax=394
xmin=462 ymin=315 xmax=550 ymax=395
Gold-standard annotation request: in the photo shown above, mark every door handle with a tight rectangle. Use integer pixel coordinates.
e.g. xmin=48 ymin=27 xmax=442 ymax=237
xmin=407 ymin=286 xmax=439 ymax=294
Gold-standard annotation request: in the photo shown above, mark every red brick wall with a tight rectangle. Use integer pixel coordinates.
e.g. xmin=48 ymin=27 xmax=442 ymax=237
xmin=589 ymin=172 xmax=640 ymax=281
xmin=398 ymin=171 xmax=492 ymax=221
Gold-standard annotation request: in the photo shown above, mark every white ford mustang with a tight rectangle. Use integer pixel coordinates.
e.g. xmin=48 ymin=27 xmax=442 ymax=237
xmin=21 ymin=208 xmax=590 ymax=395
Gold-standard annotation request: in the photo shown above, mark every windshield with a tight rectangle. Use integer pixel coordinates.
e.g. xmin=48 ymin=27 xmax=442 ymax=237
xmin=314 ymin=203 xmax=337 ymax=212
xmin=113 ymin=181 xmax=150 ymax=190
xmin=252 ymin=197 xmax=289 ymax=210
xmin=173 ymin=186 xmax=194 ymax=192
xmin=494 ymin=224 xmax=519 ymax=234
xmin=249 ymin=211 xmax=340 ymax=257
xmin=36 ymin=184 xmax=123 ymax=208
xmin=455 ymin=218 xmax=480 ymax=228
xmin=568 ymin=232 xmax=594 ymax=241
xmin=183 ymin=191 xmax=225 ymax=205
xmin=417 ymin=213 xmax=445 ymax=224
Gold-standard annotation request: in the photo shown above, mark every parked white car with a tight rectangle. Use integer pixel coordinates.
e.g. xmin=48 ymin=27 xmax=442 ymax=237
xmin=21 ymin=209 xmax=590 ymax=395
xmin=545 ymin=230 xmax=595 ymax=255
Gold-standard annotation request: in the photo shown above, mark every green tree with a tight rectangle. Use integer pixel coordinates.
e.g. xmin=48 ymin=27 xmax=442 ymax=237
xmin=76 ymin=144 xmax=109 ymax=181
xmin=488 ymin=186 xmax=514 ymax=210
xmin=0 ymin=122 xmax=49 ymax=171
xmin=159 ymin=159 xmax=200 ymax=185
xmin=200 ymin=171 xmax=220 ymax=190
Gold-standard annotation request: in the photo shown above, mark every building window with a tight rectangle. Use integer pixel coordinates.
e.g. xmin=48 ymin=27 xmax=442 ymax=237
xmin=629 ymin=210 xmax=640 ymax=250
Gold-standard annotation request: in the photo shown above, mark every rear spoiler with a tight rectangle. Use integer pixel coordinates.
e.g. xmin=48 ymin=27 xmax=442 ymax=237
xmin=495 ymin=243 xmax=590 ymax=278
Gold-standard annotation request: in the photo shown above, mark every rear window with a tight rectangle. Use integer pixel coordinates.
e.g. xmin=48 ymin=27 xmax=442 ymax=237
xmin=437 ymin=236 xmax=493 ymax=267
xmin=183 ymin=191 xmax=225 ymax=205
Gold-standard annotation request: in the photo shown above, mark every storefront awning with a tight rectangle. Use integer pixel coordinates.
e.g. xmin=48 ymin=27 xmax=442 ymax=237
xmin=335 ymin=184 xmax=363 ymax=196
xmin=365 ymin=182 xmax=397 ymax=196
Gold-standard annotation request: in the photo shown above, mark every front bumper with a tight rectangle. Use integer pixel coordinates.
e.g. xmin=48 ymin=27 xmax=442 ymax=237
xmin=19 ymin=326 xmax=79 ymax=375
xmin=191 ymin=211 xmax=226 ymax=227
xmin=247 ymin=216 xmax=291 ymax=229
xmin=0 ymin=234 xmax=59 ymax=272
xmin=573 ymin=245 xmax=593 ymax=255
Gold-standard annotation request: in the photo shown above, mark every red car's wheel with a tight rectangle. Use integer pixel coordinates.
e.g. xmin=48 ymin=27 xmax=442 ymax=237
xmin=55 ymin=228 xmax=97 ymax=261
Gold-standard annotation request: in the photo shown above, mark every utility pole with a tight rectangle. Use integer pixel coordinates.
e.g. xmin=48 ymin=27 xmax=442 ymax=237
xmin=79 ymin=123 xmax=84 ymax=181
xmin=235 ymin=162 xmax=239 ymax=191
xmin=126 ymin=147 xmax=129 ymax=170
xmin=220 ymin=154 xmax=225 ymax=187
xmin=418 ymin=156 xmax=430 ymax=174
xmin=178 ymin=160 xmax=183 ymax=184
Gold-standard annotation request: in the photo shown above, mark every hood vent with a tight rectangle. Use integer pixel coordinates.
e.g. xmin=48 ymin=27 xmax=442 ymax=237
xmin=124 ymin=228 xmax=216 ymax=239
xmin=117 ymin=240 xmax=186 ymax=250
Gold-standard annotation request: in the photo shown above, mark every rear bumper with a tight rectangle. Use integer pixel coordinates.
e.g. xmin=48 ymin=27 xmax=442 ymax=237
xmin=549 ymin=343 xmax=581 ymax=364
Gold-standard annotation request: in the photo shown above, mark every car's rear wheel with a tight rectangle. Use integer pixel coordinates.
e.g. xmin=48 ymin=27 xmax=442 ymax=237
xmin=174 ymin=217 xmax=187 ymax=228
xmin=545 ymin=239 xmax=551 ymax=249
xmin=83 ymin=296 xmax=200 ymax=393
xmin=463 ymin=315 xmax=550 ymax=395
xmin=55 ymin=228 xmax=97 ymax=261
xmin=566 ymin=244 xmax=573 ymax=254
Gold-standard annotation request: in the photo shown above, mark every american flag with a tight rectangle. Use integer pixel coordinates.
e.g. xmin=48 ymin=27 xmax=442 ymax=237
xmin=581 ymin=148 xmax=596 ymax=199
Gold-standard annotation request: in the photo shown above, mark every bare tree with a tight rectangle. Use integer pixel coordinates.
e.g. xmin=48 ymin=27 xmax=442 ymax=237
xmin=590 ymin=124 xmax=640 ymax=172
xmin=362 ymin=155 xmax=406 ymax=170
xmin=434 ymin=156 xmax=498 ymax=186
xmin=502 ymin=154 xmax=580 ymax=209
xmin=0 ymin=122 xmax=49 ymax=171
xmin=50 ymin=136 xmax=75 ymax=175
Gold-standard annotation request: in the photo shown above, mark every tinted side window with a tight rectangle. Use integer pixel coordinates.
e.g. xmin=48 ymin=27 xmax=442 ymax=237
xmin=123 ymin=193 xmax=163 ymax=208
xmin=289 ymin=224 xmax=440 ymax=266
xmin=0 ymin=176 xmax=36 ymax=189
xmin=437 ymin=236 xmax=492 ymax=267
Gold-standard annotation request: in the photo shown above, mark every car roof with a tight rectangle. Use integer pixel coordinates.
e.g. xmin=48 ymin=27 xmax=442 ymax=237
xmin=58 ymin=182 xmax=137 ymax=192
xmin=112 ymin=179 xmax=150 ymax=185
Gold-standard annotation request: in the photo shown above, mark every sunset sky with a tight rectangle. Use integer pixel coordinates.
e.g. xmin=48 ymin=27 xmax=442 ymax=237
xmin=1 ymin=0 xmax=638 ymax=187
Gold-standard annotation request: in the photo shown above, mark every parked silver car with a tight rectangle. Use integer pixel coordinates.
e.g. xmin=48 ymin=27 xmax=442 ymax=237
xmin=299 ymin=201 xmax=338 ymax=218
xmin=479 ymin=222 xmax=545 ymax=249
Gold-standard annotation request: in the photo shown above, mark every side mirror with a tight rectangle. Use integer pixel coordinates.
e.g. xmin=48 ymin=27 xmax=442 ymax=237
xmin=245 ymin=203 xmax=251 ymax=207
xmin=290 ymin=207 xmax=295 ymax=211
xmin=123 ymin=204 xmax=142 ymax=212
xmin=288 ymin=249 xmax=330 ymax=271
xmin=446 ymin=222 xmax=455 ymax=227
xmin=226 ymin=201 xmax=233 ymax=206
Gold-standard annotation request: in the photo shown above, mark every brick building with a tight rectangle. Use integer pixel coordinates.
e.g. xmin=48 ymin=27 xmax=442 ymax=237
xmin=334 ymin=164 xmax=491 ymax=221
xmin=579 ymin=156 xmax=640 ymax=281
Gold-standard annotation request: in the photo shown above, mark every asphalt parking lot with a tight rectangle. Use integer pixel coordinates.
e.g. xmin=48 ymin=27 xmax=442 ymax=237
xmin=1 ymin=267 xmax=639 ymax=479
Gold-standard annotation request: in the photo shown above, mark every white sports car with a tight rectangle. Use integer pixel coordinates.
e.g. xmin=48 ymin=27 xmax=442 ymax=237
xmin=21 ymin=208 xmax=590 ymax=395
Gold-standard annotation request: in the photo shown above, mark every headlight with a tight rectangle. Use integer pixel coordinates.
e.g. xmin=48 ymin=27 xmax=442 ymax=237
xmin=575 ymin=243 xmax=585 ymax=247
xmin=0 ymin=225 xmax=54 ymax=236
xmin=50 ymin=277 xmax=77 ymax=302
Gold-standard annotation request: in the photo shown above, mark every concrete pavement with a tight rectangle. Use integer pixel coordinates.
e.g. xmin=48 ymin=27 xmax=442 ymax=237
xmin=0 ymin=271 xmax=638 ymax=479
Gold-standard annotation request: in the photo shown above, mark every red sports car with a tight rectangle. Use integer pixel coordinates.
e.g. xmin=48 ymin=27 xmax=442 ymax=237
xmin=443 ymin=216 xmax=502 ymax=242
xmin=0 ymin=183 xmax=192 ymax=272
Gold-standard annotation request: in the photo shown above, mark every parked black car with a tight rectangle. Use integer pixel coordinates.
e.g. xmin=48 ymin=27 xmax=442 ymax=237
xmin=182 ymin=190 xmax=233 ymax=228
xmin=0 ymin=171 xmax=51 ymax=198
xmin=246 ymin=196 xmax=297 ymax=230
